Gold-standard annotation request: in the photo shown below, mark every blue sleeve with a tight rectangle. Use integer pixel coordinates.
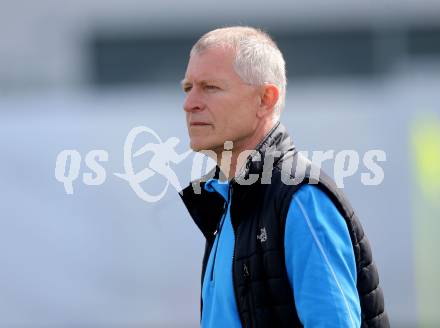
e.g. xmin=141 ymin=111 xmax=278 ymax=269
xmin=284 ymin=184 xmax=361 ymax=328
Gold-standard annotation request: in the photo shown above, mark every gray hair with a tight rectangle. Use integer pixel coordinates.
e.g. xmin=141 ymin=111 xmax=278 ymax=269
xmin=190 ymin=26 xmax=287 ymax=119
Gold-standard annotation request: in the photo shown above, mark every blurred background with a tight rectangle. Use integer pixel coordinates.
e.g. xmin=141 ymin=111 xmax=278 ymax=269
xmin=1 ymin=0 xmax=439 ymax=327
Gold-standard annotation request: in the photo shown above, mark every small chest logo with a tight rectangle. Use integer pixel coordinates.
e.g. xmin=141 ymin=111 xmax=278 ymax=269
xmin=257 ymin=227 xmax=268 ymax=243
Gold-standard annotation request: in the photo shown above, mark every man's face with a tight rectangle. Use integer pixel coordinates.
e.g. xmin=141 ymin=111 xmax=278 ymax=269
xmin=182 ymin=46 xmax=260 ymax=154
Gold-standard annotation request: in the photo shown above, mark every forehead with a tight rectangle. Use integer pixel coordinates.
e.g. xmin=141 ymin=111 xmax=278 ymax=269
xmin=184 ymin=46 xmax=238 ymax=83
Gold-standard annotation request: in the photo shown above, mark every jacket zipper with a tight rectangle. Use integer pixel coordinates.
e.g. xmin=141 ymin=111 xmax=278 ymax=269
xmin=209 ymin=183 xmax=232 ymax=282
xmin=230 ymin=183 xmax=249 ymax=327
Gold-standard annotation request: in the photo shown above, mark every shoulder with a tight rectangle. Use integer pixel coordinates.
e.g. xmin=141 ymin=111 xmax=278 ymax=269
xmin=292 ymin=184 xmax=336 ymax=209
xmin=287 ymin=184 xmax=349 ymax=235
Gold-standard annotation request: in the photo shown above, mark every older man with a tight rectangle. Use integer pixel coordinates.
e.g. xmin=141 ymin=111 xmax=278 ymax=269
xmin=179 ymin=26 xmax=389 ymax=328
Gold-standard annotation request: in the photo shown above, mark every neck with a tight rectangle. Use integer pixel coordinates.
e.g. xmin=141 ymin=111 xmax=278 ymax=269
xmin=216 ymin=120 xmax=276 ymax=181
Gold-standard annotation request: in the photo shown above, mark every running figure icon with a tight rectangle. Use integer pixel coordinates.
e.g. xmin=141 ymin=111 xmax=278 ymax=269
xmin=115 ymin=126 xmax=192 ymax=202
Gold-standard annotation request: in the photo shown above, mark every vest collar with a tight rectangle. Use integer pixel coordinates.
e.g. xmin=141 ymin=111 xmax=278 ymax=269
xmin=232 ymin=121 xmax=295 ymax=183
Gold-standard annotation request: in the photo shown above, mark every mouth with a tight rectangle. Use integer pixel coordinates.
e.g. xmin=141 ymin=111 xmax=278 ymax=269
xmin=190 ymin=122 xmax=211 ymax=127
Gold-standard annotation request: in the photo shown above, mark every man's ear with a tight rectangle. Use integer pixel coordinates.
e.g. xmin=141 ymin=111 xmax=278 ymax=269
xmin=256 ymin=83 xmax=279 ymax=118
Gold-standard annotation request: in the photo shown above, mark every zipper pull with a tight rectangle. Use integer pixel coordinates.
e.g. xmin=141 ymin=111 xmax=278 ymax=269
xmin=243 ymin=263 xmax=250 ymax=278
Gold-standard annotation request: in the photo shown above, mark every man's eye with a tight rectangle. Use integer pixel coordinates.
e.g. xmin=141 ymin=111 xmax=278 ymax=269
xmin=183 ymin=86 xmax=192 ymax=93
xmin=205 ymin=85 xmax=218 ymax=90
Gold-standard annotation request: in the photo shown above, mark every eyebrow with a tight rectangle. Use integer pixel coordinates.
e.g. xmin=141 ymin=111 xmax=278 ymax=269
xmin=180 ymin=78 xmax=228 ymax=89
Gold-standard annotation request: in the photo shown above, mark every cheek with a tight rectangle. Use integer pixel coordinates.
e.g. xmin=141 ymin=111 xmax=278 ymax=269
xmin=222 ymin=105 xmax=256 ymax=139
xmin=234 ymin=99 xmax=258 ymax=123
xmin=209 ymin=93 xmax=256 ymax=133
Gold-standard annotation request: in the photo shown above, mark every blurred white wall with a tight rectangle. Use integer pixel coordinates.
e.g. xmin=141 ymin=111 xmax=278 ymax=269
xmin=1 ymin=66 xmax=439 ymax=326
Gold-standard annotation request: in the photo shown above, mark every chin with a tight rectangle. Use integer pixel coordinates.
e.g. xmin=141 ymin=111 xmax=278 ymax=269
xmin=190 ymin=140 xmax=209 ymax=152
xmin=190 ymin=137 xmax=217 ymax=154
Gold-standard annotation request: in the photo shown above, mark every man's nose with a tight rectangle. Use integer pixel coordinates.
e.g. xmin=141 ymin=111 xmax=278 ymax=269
xmin=183 ymin=89 xmax=204 ymax=113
